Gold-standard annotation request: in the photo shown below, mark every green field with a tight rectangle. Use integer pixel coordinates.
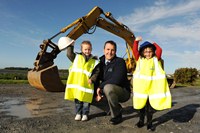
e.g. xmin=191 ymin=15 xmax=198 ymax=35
xmin=0 ymin=68 xmax=199 ymax=87
xmin=0 ymin=68 xmax=68 ymax=84
xmin=176 ymin=77 xmax=200 ymax=87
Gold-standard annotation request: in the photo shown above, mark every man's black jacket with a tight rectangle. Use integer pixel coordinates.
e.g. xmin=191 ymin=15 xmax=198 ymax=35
xmin=98 ymin=55 xmax=131 ymax=93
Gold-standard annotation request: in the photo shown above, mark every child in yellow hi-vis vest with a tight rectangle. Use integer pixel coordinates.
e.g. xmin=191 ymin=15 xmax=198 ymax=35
xmin=58 ymin=37 xmax=99 ymax=121
xmin=132 ymin=36 xmax=172 ymax=131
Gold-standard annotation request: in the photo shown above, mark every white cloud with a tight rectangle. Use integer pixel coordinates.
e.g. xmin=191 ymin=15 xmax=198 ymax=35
xmin=117 ymin=0 xmax=200 ymax=73
xmin=163 ymin=50 xmax=200 ymax=73
xmin=0 ymin=29 xmax=41 ymax=48
xmin=149 ymin=18 xmax=200 ymax=46
xmin=118 ymin=0 xmax=200 ymax=29
xmin=154 ymin=0 xmax=169 ymax=6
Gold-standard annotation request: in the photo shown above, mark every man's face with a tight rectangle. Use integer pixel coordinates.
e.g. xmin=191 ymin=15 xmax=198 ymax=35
xmin=104 ymin=43 xmax=116 ymax=60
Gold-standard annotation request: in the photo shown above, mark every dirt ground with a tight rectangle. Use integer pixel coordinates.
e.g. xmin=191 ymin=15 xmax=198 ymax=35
xmin=0 ymin=84 xmax=200 ymax=133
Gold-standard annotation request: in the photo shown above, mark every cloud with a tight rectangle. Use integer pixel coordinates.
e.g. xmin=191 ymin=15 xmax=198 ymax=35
xmin=118 ymin=0 xmax=200 ymax=48
xmin=118 ymin=0 xmax=200 ymax=30
xmin=117 ymin=0 xmax=200 ymax=73
xmin=163 ymin=50 xmax=200 ymax=73
xmin=154 ymin=0 xmax=169 ymax=6
xmin=0 ymin=29 xmax=41 ymax=48
xmin=149 ymin=18 xmax=200 ymax=47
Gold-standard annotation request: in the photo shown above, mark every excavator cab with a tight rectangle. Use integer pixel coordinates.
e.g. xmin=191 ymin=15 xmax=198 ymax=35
xmin=28 ymin=6 xmax=136 ymax=92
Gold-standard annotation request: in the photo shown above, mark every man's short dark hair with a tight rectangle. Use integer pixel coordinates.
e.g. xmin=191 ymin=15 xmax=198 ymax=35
xmin=104 ymin=40 xmax=117 ymax=51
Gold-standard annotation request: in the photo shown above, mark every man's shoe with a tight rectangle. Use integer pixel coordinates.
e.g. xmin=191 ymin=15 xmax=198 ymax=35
xmin=105 ymin=110 xmax=111 ymax=116
xmin=109 ymin=113 xmax=122 ymax=125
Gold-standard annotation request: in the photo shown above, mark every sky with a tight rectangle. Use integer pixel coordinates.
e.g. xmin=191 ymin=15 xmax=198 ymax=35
xmin=0 ymin=0 xmax=200 ymax=74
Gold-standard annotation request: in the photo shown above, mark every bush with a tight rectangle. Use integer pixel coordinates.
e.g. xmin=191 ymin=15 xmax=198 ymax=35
xmin=174 ymin=68 xmax=198 ymax=84
xmin=59 ymin=69 xmax=69 ymax=80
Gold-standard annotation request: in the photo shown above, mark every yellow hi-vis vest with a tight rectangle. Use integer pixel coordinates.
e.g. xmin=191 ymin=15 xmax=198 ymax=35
xmin=133 ymin=57 xmax=172 ymax=110
xmin=64 ymin=54 xmax=99 ymax=103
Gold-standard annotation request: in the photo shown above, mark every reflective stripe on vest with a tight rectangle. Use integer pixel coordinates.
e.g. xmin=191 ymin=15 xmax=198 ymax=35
xmin=66 ymin=84 xmax=94 ymax=94
xmin=133 ymin=57 xmax=172 ymax=110
xmin=134 ymin=91 xmax=171 ymax=99
xmin=65 ymin=54 xmax=99 ymax=103
xmin=69 ymin=68 xmax=91 ymax=77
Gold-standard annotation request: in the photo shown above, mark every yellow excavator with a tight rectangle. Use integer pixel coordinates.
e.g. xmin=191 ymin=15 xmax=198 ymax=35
xmin=28 ymin=6 xmax=174 ymax=92
xmin=27 ymin=6 xmax=136 ymax=92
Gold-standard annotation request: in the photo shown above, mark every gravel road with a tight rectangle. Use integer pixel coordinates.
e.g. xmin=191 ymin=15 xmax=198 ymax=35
xmin=0 ymin=84 xmax=200 ymax=133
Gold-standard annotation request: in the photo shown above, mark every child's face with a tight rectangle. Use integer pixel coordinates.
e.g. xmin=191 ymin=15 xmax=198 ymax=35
xmin=143 ymin=47 xmax=153 ymax=59
xmin=81 ymin=43 xmax=92 ymax=56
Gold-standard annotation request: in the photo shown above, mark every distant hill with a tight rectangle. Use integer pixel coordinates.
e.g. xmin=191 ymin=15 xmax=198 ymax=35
xmin=4 ymin=67 xmax=30 ymax=70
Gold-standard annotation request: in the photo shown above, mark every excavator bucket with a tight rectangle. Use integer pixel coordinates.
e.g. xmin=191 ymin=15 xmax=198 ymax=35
xmin=28 ymin=65 xmax=65 ymax=92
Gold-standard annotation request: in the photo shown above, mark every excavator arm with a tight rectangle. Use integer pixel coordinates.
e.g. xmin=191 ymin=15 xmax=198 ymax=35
xmin=28 ymin=6 xmax=135 ymax=92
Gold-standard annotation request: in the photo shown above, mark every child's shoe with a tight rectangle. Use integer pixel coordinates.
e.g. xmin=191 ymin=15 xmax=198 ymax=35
xmin=147 ymin=122 xmax=155 ymax=131
xmin=136 ymin=120 xmax=144 ymax=128
xmin=81 ymin=115 xmax=88 ymax=121
xmin=75 ymin=114 xmax=81 ymax=121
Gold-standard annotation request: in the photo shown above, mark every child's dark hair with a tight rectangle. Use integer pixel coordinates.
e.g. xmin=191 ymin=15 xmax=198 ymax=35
xmin=139 ymin=45 xmax=156 ymax=58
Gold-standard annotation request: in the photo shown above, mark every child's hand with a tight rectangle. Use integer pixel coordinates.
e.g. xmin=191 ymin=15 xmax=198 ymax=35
xmin=88 ymin=79 xmax=92 ymax=84
xmin=70 ymin=41 xmax=75 ymax=46
xmin=136 ymin=36 xmax=142 ymax=41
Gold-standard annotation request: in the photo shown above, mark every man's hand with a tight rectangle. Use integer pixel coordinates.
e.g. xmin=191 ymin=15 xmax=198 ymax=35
xmin=96 ymin=88 xmax=103 ymax=101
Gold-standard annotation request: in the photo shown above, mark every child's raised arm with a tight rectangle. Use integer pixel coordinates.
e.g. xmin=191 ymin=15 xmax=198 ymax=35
xmin=153 ymin=42 xmax=162 ymax=60
xmin=132 ymin=36 xmax=142 ymax=61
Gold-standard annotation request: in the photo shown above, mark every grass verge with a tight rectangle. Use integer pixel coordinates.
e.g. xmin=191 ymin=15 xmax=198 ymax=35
xmin=176 ymin=78 xmax=200 ymax=87
xmin=0 ymin=79 xmax=29 ymax=84
xmin=0 ymin=79 xmax=67 ymax=84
